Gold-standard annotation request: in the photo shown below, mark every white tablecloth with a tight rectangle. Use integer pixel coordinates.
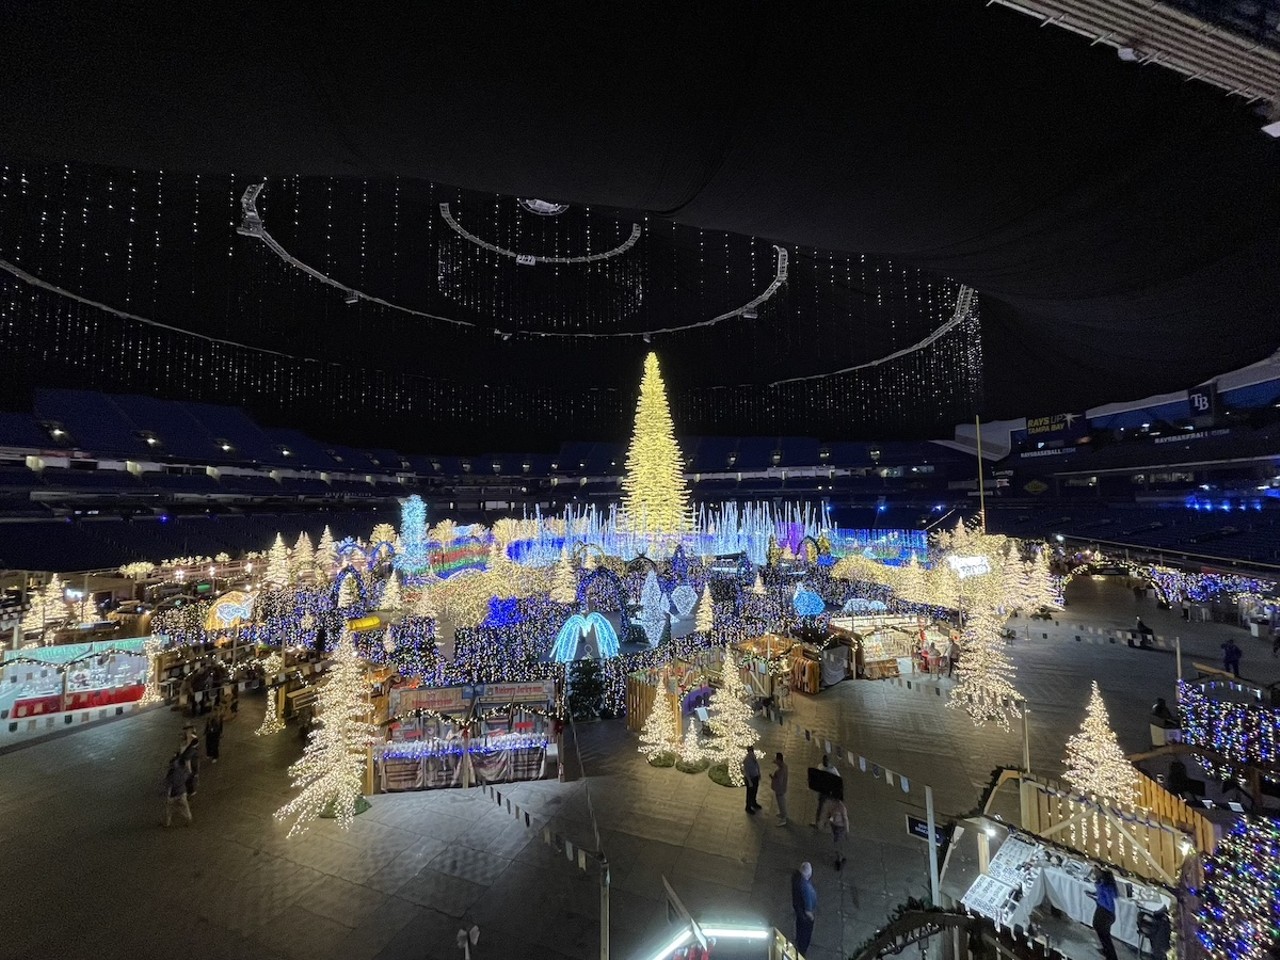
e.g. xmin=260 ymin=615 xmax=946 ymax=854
xmin=1006 ymin=866 xmax=1169 ymax=947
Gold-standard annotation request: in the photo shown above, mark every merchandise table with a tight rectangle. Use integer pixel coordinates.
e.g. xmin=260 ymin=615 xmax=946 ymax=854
xmin=1003 ymin=857 xmax=1171 ymax=947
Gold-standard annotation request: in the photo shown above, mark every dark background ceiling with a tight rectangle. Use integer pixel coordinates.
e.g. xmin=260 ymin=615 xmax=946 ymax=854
xmin=0 ymin=0 xmax=1277 ymax=449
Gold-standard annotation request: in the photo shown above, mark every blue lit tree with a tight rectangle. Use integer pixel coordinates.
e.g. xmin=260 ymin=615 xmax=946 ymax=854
xmin=393 ymin=495 xmax=431 ymax=584
xmin=1197 ymin=817 xmax=1280 ymax=960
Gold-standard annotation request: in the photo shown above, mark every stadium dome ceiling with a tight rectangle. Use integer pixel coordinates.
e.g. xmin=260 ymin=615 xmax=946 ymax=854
xmin=1 ymin=0 xmax=1278 ymax=439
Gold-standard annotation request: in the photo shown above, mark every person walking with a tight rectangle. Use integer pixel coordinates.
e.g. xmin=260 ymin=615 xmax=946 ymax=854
xmin=818 ymin=797 xmax=849 ymax=870
xmin=812 ymin=754 xmax=841 ymax=827
xmin=204 ymin=713 xmax=223 ymax=764
xmin=771 ymin=752 xmax=790 ymax=826
xmin=1222 ymin=638 xmax=1243 ymax=678
xmin=742 ymin=745 xmax=762 ymax=814
xmin=1181 ymin=596 xmax=1191 ymax=621
xmin=947 ymin=636 xmax=960 ymax=678
xmin=1089 ymin=870 xmax=1119 ymax=960
xmin=162 ymin=753 xmax=192 ymax=827
xmin=179 ymin=725 xmax=200 ymax=797
xmin=791 ymin=861 xmax=817 ymax=956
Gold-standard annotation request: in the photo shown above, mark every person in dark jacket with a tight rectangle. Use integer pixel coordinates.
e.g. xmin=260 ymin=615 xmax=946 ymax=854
xmin=1222 ymin=638 xmax=1243 ymax=677
xmin=204 ymin=714 xmax=223 ymax=763
xmin=742 ymin=745 xmax=762 ymax=814
xmin=162 ymin=753 xmax=192 ymax=826
xmin=791 ymin=862 xmax=817 ymax=956
xmin=179 ymin=725 xmax=200 ymax=796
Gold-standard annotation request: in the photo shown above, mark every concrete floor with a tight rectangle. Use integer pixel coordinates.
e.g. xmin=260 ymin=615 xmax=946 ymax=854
xmin=0 ymin=577 xmax=1270 ymax=960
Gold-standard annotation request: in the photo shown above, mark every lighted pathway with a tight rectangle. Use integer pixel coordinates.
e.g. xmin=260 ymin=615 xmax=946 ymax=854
xmin=0 ymin=579 xmax=1270 ymax=960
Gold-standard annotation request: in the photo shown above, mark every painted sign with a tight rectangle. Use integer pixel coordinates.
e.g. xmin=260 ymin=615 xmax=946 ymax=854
xmin=946 ymin=555 xmax=991 ymax=579
xmin=204 ymin=591 xmax=255 ymax=631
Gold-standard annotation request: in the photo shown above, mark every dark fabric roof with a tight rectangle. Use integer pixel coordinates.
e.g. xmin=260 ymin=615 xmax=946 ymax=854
xmin=0 ymin=0 xmax=1277 ymax=432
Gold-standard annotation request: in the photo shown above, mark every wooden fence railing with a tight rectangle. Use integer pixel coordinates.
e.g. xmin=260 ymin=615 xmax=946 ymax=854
xmin=990 ymin=769 xmax=1218 ymax=885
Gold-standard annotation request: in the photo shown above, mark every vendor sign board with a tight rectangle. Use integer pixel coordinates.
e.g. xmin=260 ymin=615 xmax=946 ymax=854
xmin=474 ymin=680 xmax=556 ymax=705
xmin=391 ymin=684 xmax=472 ymax=716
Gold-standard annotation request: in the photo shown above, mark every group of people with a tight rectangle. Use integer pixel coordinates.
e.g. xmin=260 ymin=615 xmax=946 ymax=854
xmin=161 ymin=707 xmax=228 ymax=826
xmin=741 ymin=746 xmax=848 ymax=956
xmin=918 ymin=634 xmax=960 ymax=678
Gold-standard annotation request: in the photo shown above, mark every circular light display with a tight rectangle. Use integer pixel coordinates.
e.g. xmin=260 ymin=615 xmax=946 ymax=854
xmin=518 ymin=198 xmax=570 ymax=216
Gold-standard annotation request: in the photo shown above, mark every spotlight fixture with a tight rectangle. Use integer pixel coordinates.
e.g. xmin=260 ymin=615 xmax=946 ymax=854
xmin=343 ymin=290 xmax=359 ymax=305
xmin=642 ymin=333 xmax=652 ymax=343
xmin=743 ymin=306 xmax=758 ymax=319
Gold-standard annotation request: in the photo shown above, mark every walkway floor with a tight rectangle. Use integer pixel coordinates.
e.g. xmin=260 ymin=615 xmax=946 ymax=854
xmin=0 ymin=578 xmax=1267 ymax=960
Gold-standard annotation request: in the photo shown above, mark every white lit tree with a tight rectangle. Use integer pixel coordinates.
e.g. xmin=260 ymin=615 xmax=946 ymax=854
xmin=638 ymin=570 xmax=666 ymax=646
xmin=315 ymin=526 xmax=338 ymax=581
xmin=414 ymin=585 xmax=437 ymax=619
xmin=337 ymin=573 xmax=360 ymax=610
xmin=550 ymin=549 xmax=578 ymax=605
xmin=370 ymin=522 xmax=396 ymax=546
xmin=256 ymin=652 xmax=285 ymax=736
xmin=1027 ymin=549 xmax=1059 ymax=612
xmin=379 ymin=572 xmax=403 ymax=612
xmin=22 ymin=574 xmax=70 ymax=638
xmin=695 ymin=584 xmax=715 ymax=634
xmin=291 ymin=533 xmax=315 ymax=583
xmin=1001 ymin=549 xmax=1032 ymax=615
xmin=263 ymin=533 xmax=292 ymax=588
xmin=676 ymin=724 xmax=706 ymax=768
xmin=275 ymin=632 xmax=376 ymax=835
xmin=947 ymin=603 xmax=1022 ymax=729
xmin=620 ymin=353 xmax=691 ymax=535
xmin=750 ymin=573 xmax=766 ymax=597
xmin=707 ymin=648 xmax=759 ymax=785
xmin=639 ymin=693 xmax=680 ymax=762
xmin=1064 ymin=681 xmax=1139 ymax=803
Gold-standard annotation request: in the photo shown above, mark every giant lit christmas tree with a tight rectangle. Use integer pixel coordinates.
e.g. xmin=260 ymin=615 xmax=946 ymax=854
xmin=1064 ymin=681 xmax=1139 ymax=802
xmin=315 ymin=526 xmax=338 ymax=582
xmin=707 ymin=648 xmax=760 ymax=785
xmin=621 ymin=353 xmax=690 ymax=535
xmin=1197 ymin=817 xmax=1280 ymax=960
xmin=291 ymin=533 xmax=315 ymax=583
xmin=947 ymin=603 xmax=1021 ymax=729
xmin=275 ymin=631 xmax=376 ymax=836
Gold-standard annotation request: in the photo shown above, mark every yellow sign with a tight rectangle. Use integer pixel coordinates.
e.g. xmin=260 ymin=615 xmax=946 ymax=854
xmin=347 ymin=615 xmax=382 ymax=633
xmin=204 ymin=591 xmax=255 ymax=632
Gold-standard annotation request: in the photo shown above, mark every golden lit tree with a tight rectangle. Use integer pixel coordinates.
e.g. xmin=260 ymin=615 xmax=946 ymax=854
xmin=275 ymin=632 xmax=376 ymax=835
xmin=621 ymin=353 xmax=690 ymax=535
xmin=263 ymin=533 xmax=292 ymax=588
xmin=255 ymin=652 xmax=286 ymax=736
xmin=707 ymin=648 xmax=759 ymax=785
xmin=1064 ymin=681 xmax=1139 ymax=802
xmin=315 ymin=526 xmax=338 ymax=581
xmin=22 ymin=574 xmax=71 ymax=637
xmin=639 ymin=694 xmax=679 ymax=762
xmin=695 ymin=584 xmax=715 ymax=633
xmin=291 ymin=533 xmax=315 ymax=583
xmin=948 ymin=603 xmax=1021 ymax=728
xmin=370 ymin=522 xmax=396 ymax=546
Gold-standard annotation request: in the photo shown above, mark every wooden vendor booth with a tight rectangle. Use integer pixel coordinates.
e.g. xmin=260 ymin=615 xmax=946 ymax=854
xmin=375 ymin=679 xmax=561 ymax=792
